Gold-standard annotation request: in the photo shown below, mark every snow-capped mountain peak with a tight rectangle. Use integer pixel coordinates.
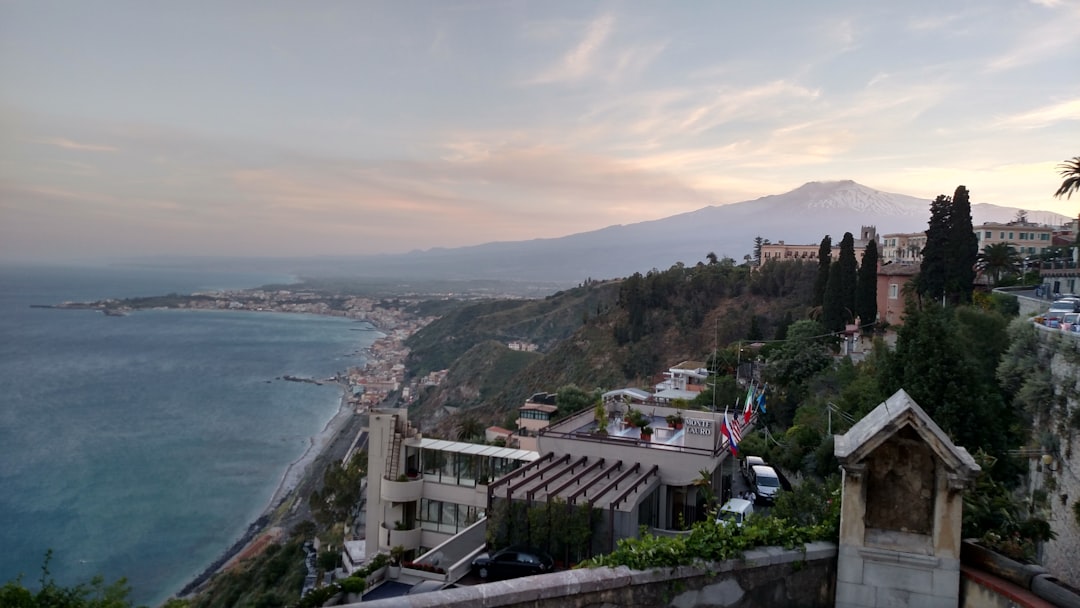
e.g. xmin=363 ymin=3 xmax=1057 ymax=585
xmin=783 ymin=180 xmax=925 ymax=216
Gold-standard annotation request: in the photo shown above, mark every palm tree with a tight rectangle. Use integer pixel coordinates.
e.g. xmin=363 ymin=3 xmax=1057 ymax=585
xmin=1054 ymin=156 xmax=1080 ymax=199
xmin=976 ymin=243 xmax=1020 ymax=287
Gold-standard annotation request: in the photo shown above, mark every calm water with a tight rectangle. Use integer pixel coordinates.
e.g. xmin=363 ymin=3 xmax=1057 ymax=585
xmin=0 ymin=264 xmax=377 ymax=605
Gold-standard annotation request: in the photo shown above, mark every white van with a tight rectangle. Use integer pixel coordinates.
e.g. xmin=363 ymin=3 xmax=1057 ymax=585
xmin=716 ymin=498 xmax=755 ymax=527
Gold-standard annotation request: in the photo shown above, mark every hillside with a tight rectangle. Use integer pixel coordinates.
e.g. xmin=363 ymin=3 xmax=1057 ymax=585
xmin=408 ymin=259 xmax=819 ymax=435
xmin=404 ymin=280 xmax=622 ymax=377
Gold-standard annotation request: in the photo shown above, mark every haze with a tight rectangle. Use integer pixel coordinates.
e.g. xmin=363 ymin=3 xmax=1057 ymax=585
xmin=1 ymin=1 xmax=1078 ymax=264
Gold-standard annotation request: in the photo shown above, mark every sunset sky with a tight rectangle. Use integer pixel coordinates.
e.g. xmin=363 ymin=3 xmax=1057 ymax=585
xmin=2 ymin=1 xmax=1078 ymax=263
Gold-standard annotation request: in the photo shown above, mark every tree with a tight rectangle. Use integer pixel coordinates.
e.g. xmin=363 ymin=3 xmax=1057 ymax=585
xmin=877 ymin=305 xmax=1016 ymax=457
xmin=855 ymin=239 xmax=878 ymax=332
xmin=1054 ymin=156 xmax=1080 ymax=199
xmin=837 ymin=232 xmax=858 ymax=318
xmin=813 ymin=236 xmax=832 ymax=306
xmin=918 ymin=194 xmax=951 ymax=302
xmin=918 ymin=186 xmax=977 ymax=305
xmin=555 ymin=384 xmax=595 ymax=417
xmin=946 ymin=186 xmax=978 ymax=304
xmin=822 ymin=262 xmax=845 ymax=333
xmin=752 ymin=236 xmax=770 ymax=266
xmin=976 ymin=243 xmax=1020 ymax=287
xmin=706 ymin=251 xmax=719 ymax=265
xmin=455 ymin=415 xmax=484 ymax=442
xmin=1 ymin=551 xmax=136 ymax=608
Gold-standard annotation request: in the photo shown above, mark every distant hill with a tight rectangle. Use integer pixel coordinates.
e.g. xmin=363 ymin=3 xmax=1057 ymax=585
xmin=293 ymin=180 xmax=1067 ymax=285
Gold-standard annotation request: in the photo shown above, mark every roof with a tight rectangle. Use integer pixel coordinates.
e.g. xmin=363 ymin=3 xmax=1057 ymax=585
xmin=720 ymin=498 xmax=754 ymax=513
xmin=416 ymin=438 xmax=540 ymax=462
xmin=520 ymin=403 xmax=558 ymax=413
xmin=670 ymin=360 xmax=707 ymax=371
xmin=486 ymin=426 xmax=513 ymax=436
xmin=603 ymin=388 xmax=653 ymax=401
xmin=878 ymin=262 xmax=920 ymax=276
xmin=653 ymin=388 xmax=700 ymax=402
xmin=834 ymin=388 xmax=980 ymax=478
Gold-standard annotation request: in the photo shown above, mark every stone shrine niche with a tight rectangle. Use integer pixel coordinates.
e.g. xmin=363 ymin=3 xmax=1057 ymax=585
xmin=864 ymin=425 xmax=934 ymax=536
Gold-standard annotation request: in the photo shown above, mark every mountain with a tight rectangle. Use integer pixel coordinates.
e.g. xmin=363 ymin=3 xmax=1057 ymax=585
xmin=291 ymin=180 xmax=1071 ymax=285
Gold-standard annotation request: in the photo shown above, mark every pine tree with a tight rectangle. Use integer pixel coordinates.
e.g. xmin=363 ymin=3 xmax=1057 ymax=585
xmin=855 ymin=240 xmax=879 ymax=332
xmin=945 ymin=185 xmax=978 ymax=304
xmin=813 ymin=236 xmax=832 ymax=306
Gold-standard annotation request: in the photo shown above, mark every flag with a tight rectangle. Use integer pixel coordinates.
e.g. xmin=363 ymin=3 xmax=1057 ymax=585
xmin=757 ymin=386 xmax=767 ymax=414
xmin=743 ymin=386 xmax=754 ymax=425
xmin=722 ymin=412 xmax=741 ymax=456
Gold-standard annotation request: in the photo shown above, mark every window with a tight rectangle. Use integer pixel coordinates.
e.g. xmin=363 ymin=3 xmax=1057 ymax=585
xmin=1009 ymin=232 xmax=1014 ymax=239
xmin=985 ymin=231 xmax=992 ymax=238
xmin=1042 ymin=233 xmax=1050 ymax=241
xmin=889 ymin=284 xmax=899 ymax=299
xmin=419 ymin=499 xmax=482 ymax=535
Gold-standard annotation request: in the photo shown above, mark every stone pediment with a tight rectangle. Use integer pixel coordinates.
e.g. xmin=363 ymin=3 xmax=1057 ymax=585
xmin=834 ymin=388 xmax=980 ymax=481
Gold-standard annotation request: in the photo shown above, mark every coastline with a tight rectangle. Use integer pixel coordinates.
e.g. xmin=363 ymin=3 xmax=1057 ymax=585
xmin=177 ymin=381 xmax=364 ymax=599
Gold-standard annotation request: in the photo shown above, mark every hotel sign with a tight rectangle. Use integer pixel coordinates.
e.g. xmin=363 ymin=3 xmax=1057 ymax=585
xmin=685 ymin=418 xmax=714 ymax=436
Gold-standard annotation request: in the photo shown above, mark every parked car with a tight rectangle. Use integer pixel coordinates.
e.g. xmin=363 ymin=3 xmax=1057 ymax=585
xmin=747 ymin=464 xmax=782 ymax=504
xmin=471 ymin=546 xmax=554 ymax=580
xmin=1062 ymin=312 xmax=1080 ymax=332
xmin=1043 ymin=299 xmax=1080 ymax=327
xmin=716 ymin=498 xmax=755 ymax=527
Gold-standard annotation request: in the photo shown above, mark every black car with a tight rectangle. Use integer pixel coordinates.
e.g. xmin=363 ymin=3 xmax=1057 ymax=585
xmin=471 ymin=546 xmax=554 ymax=580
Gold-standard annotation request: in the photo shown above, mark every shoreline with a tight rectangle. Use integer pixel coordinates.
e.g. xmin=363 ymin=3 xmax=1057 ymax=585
xmin=176 ymin=381 xmax=364 ymax=599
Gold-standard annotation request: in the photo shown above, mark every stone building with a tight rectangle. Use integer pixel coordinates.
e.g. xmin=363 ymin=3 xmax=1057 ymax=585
xmin=834 ymin=389 xmax=981 ymax=608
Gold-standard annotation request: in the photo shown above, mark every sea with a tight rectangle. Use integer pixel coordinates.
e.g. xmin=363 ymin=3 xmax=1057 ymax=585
xmin=0 ymin=264 xmax=378 ymax=606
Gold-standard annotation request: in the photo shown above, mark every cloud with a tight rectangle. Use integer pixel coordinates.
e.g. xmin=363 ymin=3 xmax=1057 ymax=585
xmin=995 ymin=98 xmax=1080 ymax=129
xmin=525 ymin=13 xmax=614 ymax=85
xmin=34 ymin=137 xmax=118 ymax=152
xmin=985 ymin=10 xmax=1077 ymax=72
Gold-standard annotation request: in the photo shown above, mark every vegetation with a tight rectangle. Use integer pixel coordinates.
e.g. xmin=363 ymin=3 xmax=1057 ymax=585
xmin=918 ymin=186 xmax=978 ymax=305
xmin=486 ymin=498 xmax=596 ymax=566
xmin=1 ymin=551 xmax=138 ymax=608
xmin=855 ymin=240 xmax=878 ymax=332
xmin=586 ymin=480 xmax=839 ymax=571
xmin=814 ymin=236 xmax=832 ymax=307
xmin=1054 ymin=156 xmax=1080 ymax=200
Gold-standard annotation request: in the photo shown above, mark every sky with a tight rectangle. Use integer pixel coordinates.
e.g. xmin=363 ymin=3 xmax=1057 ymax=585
xmin=1 ymin=1 xmax=1078 ymax=263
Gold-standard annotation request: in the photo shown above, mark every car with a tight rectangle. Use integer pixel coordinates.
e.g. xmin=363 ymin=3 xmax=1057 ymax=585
xmin=1043 ymin=299 xmax=1080 ymax=327
xmin=1062 ymin=312 xmax=1080 ymax=332
xmin=715 ymin=498 xmax=755 ymax=527
xmin=747 ymin=464 xmax=782 ymax=504
xmin=471 ymin=546 xmax=554 ymax=580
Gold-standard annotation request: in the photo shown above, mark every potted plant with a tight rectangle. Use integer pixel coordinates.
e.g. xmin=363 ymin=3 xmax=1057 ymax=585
xmin=666 ymin=411 xmax=684 ymax=430
xmin=640 ymin=426 xmax=653 ymax=442
xmin=389 ymin=545 xmax=405 ymax=579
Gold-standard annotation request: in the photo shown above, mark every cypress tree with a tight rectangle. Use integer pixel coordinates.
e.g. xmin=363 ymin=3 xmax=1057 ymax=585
xmin=823 ymin=262 xmax=845 ymax=333
xmin=855 ymin=239 xmax=879 ymax=332
xmin=837 ymin=232 xmax=858 ymax=321
xmin=945 ymin=185 xmax=978 ymax=304
xmin=918 ymin=194 xmax=951 ymax=302
xmin=813 ymin=236 xmax=832 ymax=306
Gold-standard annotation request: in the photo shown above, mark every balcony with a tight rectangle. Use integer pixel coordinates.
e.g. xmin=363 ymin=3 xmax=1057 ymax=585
xmin=380 ymin=476 xmax=423 ymax=503
xmin=379 ymin=521 xmax=422 ymax=552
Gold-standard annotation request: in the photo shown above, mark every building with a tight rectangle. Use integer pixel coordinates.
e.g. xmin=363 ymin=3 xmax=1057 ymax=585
xmin=975 ymin=221 xmax=1054 ymax=257
xmin=653 ymin=360 xmax=708 ymax=402
xmin=879 ymin=232 xmax=926 ymax=264
xmin=364 ymin=391 xmax=751 ymax=565
xmin=760 ymin=226 xmax=878 ymax=266
xmin=876 ymin=262 xmax=919 ymax=326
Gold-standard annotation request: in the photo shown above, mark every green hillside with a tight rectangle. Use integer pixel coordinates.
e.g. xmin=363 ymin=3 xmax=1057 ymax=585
xmin=408 ymin=259 xmax=818 ymax=434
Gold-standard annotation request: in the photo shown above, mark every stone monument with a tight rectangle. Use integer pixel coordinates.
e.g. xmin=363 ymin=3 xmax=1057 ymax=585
xmin=834 ymin=389 xmax=981 ymax=608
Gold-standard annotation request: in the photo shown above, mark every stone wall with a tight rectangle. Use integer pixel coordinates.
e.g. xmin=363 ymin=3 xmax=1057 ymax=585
xmin=351 ymin=542 xmax=837 ymax=608
xmin=1034 ymin=331 xmax=1080 ymax=588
